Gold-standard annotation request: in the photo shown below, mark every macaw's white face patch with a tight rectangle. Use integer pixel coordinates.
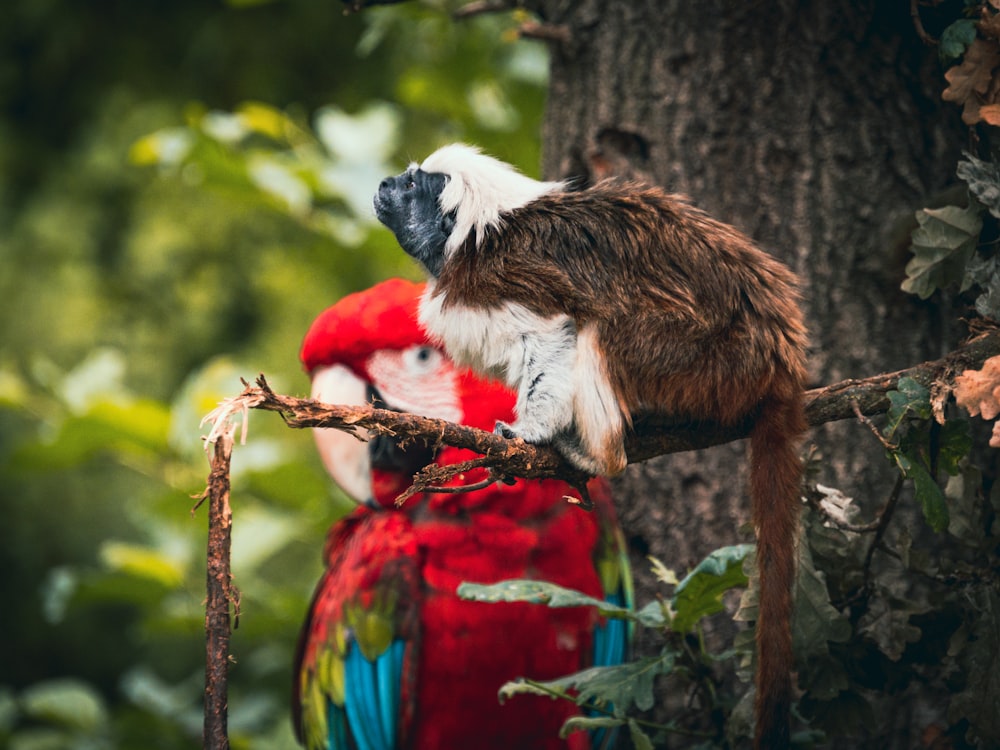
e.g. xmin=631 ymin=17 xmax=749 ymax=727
xmin=365 ymin=345 xmax=463 ymax=424
xmin=309 ymin=363 xmax=373 ymax=505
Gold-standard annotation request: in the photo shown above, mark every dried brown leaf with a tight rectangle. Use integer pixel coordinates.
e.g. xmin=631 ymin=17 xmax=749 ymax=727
xmin=980 ymin=11 xmax=1000 ymax=40
xmin=943 ymin=38 xmax=1000 ymax=124
xmin=954 ymin=354 xmax=1000 ymax=420
xmin=981 ymin=103 xmax=1000 ymax=125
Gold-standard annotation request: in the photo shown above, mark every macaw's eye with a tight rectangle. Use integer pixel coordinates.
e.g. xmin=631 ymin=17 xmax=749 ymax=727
xmin=403 ymin=345 xmax=443 ymax=373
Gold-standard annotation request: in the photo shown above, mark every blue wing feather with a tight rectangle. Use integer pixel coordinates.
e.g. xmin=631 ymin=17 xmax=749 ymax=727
xmin=338 ymin=638 xmax=404 ymax=750
xmin=592 ymin=591 xmax=628 ymax=670
xmin=375 ymin=642 xmax=402 ymax=745
xmin=343 ymin=648 xmax=380 ymax=750
xmin=327 ymin=704 xmax=349 ymax=750
xmin=590 ymin=528 xmax=635 ymax=750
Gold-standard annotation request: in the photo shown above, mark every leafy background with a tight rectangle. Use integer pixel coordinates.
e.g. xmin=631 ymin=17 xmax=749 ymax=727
xmin=6 ymin=0 xmax=1000 ymax=748
xmin=0 ymin=1 xmax=550 ymax=747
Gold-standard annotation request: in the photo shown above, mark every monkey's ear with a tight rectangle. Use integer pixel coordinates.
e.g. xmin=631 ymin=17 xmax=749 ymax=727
xmin=441 ymin=210 xmax=457 ymax=238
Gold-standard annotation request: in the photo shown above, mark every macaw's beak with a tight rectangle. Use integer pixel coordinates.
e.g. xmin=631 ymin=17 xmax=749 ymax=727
xmin=366 ymin=384 xmax=438 ymax=478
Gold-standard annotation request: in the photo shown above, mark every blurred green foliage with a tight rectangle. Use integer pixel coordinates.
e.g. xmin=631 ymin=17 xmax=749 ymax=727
xmin=0 ymin=0 xmax=548 ymax=746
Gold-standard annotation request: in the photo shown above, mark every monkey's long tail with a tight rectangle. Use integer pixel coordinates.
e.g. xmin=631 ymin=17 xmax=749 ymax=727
xmin=748 ymin=390 xmax=806 ymax=749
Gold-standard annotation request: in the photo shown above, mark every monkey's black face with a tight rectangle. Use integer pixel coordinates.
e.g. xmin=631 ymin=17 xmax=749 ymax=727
xmin=374 ymin=167 xmax=455 ymax=278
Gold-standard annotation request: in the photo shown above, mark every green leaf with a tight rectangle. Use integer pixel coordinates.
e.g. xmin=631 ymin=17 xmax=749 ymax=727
xmin=558 ymin=715 xmax=626 ymax=739
xmin=896 ymin=453 xmax=950 ymax=532
xmin=13 ymin=398 xmax=171 ymax=470
xmin=884 ymin=376 xmax=931 ymax=439
xmin=792 ymin=540 xmax=852 ymax=657
xmin=499 ymin=653 xmax=676 ymax=714
xmin=633 ymin=600 xmax=670 ymax=629
xmin=457 ymin=579 xmax=636 ymax=620
xmin=99 ymin=541 xmax=186 ymax=588
xmin=901 ymin=203 xmax=982 ymax=299
xmin=670 ymin=544 xmax=753 ymax=633
xmin=940 ymin=19 xmax=979 ymax=61
xmin=628 ymin=718 xmax=656 ymax=750
xmin=20 ymin=679 xmax=108 ymax=732
xmin=938 ymin=418 xmax=973 ymax=476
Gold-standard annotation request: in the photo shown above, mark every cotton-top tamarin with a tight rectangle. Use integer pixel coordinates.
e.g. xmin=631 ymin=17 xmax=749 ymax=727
xmin=294 ymin=278 xmax=632 ymax=750
xmin=374 ymin=147 xmax=809 ymax=749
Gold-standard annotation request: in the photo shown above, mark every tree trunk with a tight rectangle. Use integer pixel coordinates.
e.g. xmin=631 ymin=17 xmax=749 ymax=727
xmin=529 ymin=1 xmax=968 ymax=746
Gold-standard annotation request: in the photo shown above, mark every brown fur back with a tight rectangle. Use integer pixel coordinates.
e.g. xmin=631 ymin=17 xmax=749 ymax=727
xmin=436 ymin=180 xmax=808 ymax=425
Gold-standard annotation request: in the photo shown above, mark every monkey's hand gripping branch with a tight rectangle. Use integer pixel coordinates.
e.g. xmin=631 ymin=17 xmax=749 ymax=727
xmin=200 ymin=375 xmax=599 ymax=507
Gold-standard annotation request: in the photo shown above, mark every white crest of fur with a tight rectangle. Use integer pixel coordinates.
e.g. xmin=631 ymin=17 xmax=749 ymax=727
xmin=419 ymin=143 xmax=563 ymax=255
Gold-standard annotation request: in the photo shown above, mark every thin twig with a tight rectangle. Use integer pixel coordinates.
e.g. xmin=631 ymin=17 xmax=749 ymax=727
xmin=861 ymin=473 xmax=906 ymax=594
xmin=453 ymin=0 xmax=513 ymax=20
xmin=517 ymin=21 xmax=572 ymax=44
xmin=203 ymin=430 xmax=236 ymax=750
xmin=910 ymin=0 xmax=940 ymax=47
xmin=850 ymin=399 xmax=895 ymax=451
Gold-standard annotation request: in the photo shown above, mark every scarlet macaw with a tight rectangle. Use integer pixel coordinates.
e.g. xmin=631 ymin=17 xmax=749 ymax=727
xmin=293 ymin=278 xmax=632 ymax=750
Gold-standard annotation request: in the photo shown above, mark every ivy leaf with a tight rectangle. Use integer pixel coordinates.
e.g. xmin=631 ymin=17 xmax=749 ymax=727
xmin=499 ymin=653 xmax=676 ymax=714
xmin=901 ymin=203 xmax=983 ymax=299
xmin=670 ymin=544 xmax=753 ymax=634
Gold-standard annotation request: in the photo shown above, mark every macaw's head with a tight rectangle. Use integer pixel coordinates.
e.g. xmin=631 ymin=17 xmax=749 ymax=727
xmin=300 ymin=277 xmax=514 ymax=508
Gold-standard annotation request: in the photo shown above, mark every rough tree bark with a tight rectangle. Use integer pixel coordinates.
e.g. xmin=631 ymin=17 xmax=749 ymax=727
xmin=522 ymin=1 xmax=973 ymax=747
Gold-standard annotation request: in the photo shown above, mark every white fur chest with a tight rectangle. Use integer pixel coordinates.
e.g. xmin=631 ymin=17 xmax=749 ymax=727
xmin=418 ymin=287 xmax=572 ymax=389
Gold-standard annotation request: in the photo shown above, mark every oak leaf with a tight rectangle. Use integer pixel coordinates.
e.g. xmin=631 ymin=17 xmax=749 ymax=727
xmin=954 ymin=354 xmax=1000 ymax=446
xmin=979 ymin=10 xmax=1000 ymax=41
xmin=943 ymin=37 xmax=1000 ymax=125
xmin=981 ymin=103 xmax=1000 ymax=125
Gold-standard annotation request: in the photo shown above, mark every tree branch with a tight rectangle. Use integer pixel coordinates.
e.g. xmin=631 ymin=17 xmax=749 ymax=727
xmin=201 ymin=325 xmax=1000 ymax=499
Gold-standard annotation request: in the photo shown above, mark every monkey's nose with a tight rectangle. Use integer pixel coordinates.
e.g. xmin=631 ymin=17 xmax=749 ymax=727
xmin=378 ymin=177 xmax=394 ymax=195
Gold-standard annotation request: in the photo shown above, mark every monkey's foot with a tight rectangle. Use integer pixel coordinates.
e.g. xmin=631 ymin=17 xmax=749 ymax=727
xmin=494 ymin=420 xmax=518 ymax=440
xmin=494 ymin=420 xmax=552 ymax=444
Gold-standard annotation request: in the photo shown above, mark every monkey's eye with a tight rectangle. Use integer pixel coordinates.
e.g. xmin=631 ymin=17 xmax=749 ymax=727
xmin=405 ymin=178 xmax=415 ymax=190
